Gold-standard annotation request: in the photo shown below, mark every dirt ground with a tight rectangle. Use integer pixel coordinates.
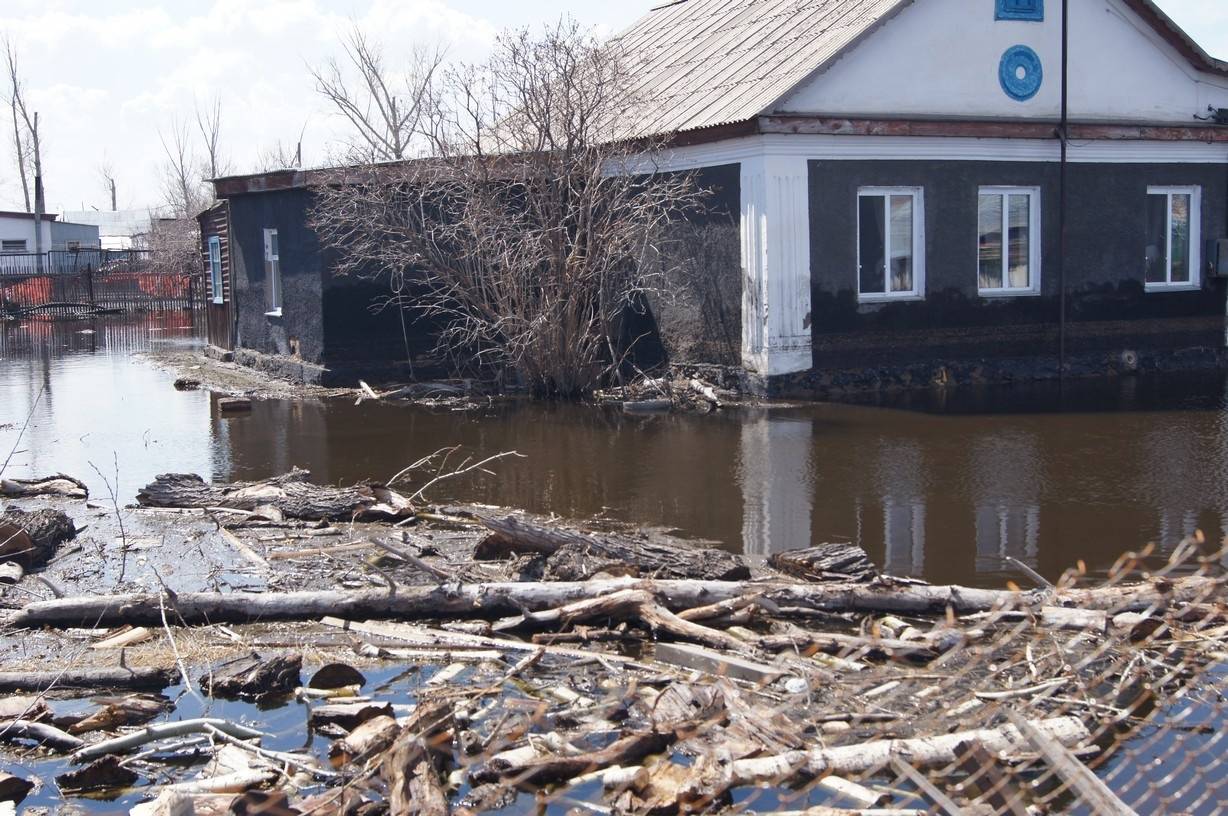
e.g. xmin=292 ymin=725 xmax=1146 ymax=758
xmin=135 ymin=348 xmax=352 ymax=401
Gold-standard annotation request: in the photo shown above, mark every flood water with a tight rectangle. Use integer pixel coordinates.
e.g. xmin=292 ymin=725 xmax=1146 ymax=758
xmin=3 ymin=314 xmax=1227 ymax=588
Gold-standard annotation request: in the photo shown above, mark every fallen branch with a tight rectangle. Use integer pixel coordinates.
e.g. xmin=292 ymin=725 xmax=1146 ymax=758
xmin=73 ymin=719 xmax=265 ymax=762
xmin=6 ymin=575 xmax=1220 ymax=630
xmin=0 ymin=667 xmax=176 ymax=692
xmin=0 ymin=719 xmax=85 ymax=752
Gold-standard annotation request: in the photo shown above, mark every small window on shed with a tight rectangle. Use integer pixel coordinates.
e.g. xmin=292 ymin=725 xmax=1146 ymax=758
xmin=263 ymin=228 xmax=282 ymax=316
xmin=208 ymin=236 xmax=223 ymax=304
xmin=1 ymin=239 xmax=27 ymax=254
xmin=1145 ymin=186 xmax=1201 ymax=291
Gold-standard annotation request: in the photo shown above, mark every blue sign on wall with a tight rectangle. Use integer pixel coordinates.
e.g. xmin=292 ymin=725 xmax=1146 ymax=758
xmin=996 ymin=0 xmax=1044 ymax=22
xmin=999 ymin=45 xmax=1043 ymax=101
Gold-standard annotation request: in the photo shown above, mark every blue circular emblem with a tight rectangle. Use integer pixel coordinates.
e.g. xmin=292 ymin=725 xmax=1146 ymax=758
xmin=999 ymin=45 xmax=1043 ymax=101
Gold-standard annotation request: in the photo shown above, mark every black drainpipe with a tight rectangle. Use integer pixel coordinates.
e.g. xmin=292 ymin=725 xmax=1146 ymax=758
xmin=1057 ymin=0 xmax=1070 ymax=378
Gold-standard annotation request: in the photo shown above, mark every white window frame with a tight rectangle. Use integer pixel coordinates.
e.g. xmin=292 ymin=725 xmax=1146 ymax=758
xmin=977 ymin=186 xmax=1042 ymax=297
xmin=857 ymin=187 xmax=925 ymax=303
xmin=1145 ymin=185 xmax=1201 ymax=292
xmin=263 ymin=228 xmax=282 ymax=316
xmin=208 ymin=236 xmax=224 ymax=305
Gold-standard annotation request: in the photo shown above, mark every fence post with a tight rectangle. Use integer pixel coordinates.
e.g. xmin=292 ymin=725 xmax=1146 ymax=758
xmin=84 ymin=264 xmax=95 ymax=311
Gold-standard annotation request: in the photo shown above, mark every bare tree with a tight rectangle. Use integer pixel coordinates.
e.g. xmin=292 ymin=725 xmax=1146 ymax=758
xmin=311 ymin=23 xmax=444 ymax=162
xmin=311 ymin=21 xmax=707 ymax=398
xmin=158 ymin=118 xmax=207 ymax=218
xmin=3 ymin=36 xmax=30 ymax=214
xmin=194 ymin=96 xmax=226 ymax=180
xmin=99 ymin=159 xmax=117 ymax=211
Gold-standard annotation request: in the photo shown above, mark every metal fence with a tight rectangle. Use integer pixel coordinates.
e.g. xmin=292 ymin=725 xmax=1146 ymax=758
xmin=0 ymin=250 xmax=203 ymax=317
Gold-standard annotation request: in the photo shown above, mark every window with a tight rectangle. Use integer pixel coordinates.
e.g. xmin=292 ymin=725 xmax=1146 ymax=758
xmin=1146 ymin=187 xmax=1201 ymax=290
xmin=858 ymin=187 xmax=924 ymax=301
xmin=263 ymin=228 xmax=282 ymax=315
xmin=1 ymin=239 xmax=27 ymax=254
xmin=978 ymin=187 xmax=1041 ymax=295
xmin=208 ymin=236 xmax=223 ymax=304
xmin=996 ymin=0 xmax=1044 ymax=21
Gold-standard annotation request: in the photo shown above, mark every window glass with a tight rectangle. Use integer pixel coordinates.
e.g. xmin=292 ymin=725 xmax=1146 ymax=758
xmin=858 ymin=195 xmax=885 ymax=294
xmin=1007 ymin=194 xmax=1030 ymax=289
xmin=889 ymin=196 xmax=913 ymax=293
xmin=1145 ymin=194 xmax=1167 ymax=284
xmin=1170 ymin=193 xmax=1191 ymax=283
xmin=978 ymin=195 xmax=1003 ymax=290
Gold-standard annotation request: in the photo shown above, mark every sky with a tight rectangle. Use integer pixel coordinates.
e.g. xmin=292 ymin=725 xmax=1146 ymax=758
xmin=0 ymin=0 xmax=1224 ymax=216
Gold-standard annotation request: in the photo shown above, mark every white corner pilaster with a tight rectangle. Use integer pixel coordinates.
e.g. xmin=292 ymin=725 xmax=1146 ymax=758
xmin=740 ymin=152 xmax=813 ymax=377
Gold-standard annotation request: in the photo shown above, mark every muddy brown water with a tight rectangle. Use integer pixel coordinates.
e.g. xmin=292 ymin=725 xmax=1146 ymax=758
xmin=3 ymin=314 xmax=1227 ymax=588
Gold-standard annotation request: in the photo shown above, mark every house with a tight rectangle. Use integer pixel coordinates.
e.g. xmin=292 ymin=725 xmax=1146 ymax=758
xmin=612 ymin=0 xmax=1228 ymax=393
xmin=60 ymin=209 xmax=164 ymax=250
xmin=0 ymin=211 xmax=101 ymax=254
xmin=204 ymin=0 xmax=1228 ymax=393
xmin=197 ymin=174 xmax=433 ymax=383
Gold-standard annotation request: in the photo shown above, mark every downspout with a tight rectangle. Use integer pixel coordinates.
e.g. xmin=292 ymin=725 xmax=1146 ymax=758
xmin=1057 ymin=0 xmax=1070 ymax=377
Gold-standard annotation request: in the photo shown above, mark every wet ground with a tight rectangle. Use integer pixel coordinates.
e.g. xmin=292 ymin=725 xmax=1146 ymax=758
xmin=3 ymin=314 xmax=1228 ymax=587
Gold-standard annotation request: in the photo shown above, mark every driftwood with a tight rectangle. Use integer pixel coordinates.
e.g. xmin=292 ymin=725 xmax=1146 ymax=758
xmin=202 ymin=654 xmax=302 ymax=701
xmin=73 ymin=718 xmax=265 ymax=761
xmin=0 ymin=666 xmax=176 ymax=692
xmin=696 ymin=716 xmax=1090 ymax=795
xmin=65 ymin=695 xmax=169 ymax=735
xmin=476 ymin=514 xmax=750 ymax=581
xmin=136 ymin=469 xmax=412 ymax=522
xmin=0 ymin=474 xmax=88 ymax=500
xmin=0 ymin=507 xmax=77 ymax=567
xmin=0 ymin=772 xmax=32 ymax=805
xmin=0 ymin=719 xmax=85 ymax=752
xmin=768 ymin=544 xmax=879 ymax=583
xmin=56 ymin=756 xmax=138 ymax=793
xmin=8 ymin=574 xmax=1219 ymax=630
xmin=381 ymin=700 xmax=454 ymax=816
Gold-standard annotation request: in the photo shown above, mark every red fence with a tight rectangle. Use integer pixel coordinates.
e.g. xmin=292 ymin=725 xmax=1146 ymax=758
xmin=0 ymin=251 xmax=204 ymax=317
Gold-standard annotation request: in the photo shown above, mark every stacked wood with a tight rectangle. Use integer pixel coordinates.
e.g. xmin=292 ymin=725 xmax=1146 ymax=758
xmin=136 ymin=469 xmax=413 ymax=522
xmin=475 ymin=514 xmax=750 ymax=581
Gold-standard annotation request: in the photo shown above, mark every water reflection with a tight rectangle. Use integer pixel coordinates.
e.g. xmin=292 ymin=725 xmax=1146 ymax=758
xmin=3 ymin=315 xmax=1228 ymax=588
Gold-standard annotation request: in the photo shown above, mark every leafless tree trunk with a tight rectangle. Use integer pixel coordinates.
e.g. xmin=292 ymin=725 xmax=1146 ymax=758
xmin=158 ymin=118 xmax=206 ymax=218
xmin=311 ymin=23 xmax=444 ymax=163
xmin=3 ymin=37 xmax=30 ymax=214
xmin=99 ymin=160 xmax=117 ymax=211
xmin=311 ymin=21 xmax=707 ymax=398
xmin=195 ymin=97 xmax=225 ymax=180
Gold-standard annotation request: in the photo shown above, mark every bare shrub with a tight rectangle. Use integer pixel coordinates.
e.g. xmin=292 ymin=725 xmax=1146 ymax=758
xmin=311 ymin=21 xmax=708 ymax=398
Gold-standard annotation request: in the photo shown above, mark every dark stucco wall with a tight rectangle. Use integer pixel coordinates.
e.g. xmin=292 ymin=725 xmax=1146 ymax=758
xmin=228 ymin=188 xmax=325 ymax=363
xmin=807 ymin=159 xmax=1228 ymax=368
xmin=648 ymin=163 xmax=743 ymax=367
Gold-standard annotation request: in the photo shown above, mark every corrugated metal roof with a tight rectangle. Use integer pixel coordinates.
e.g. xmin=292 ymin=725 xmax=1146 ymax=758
xmin=614 ymin=0 xmax=912 ymax=136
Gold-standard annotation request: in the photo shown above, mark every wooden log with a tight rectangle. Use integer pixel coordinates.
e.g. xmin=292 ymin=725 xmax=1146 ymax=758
xmin=475 ymin=514 xmax=750 ymax=581
xmin=136 ymin=469 xmax=412 ymax=522
xmin=7 ymin=574 xmax=1221 ymax=630
xmin=760 ymin=632 xmax=938 ymax=663
xmin=0 ymin=719 xmax=84 ymax=752
xmin=0 ymin=508 xmax=77 ymax=567
xmin=700 ymin=717 xmax=1090 ymax=794
xmin=67 ymin=695 xmax=169 ymax=735
xmin=0 ymin=666 xmax=176 ymax=692
xmin=492 ymin=731 xmax=673 ymax=788
xmin=202 ymin=654 xmax=301 ymax=701
xmin=0 ymin=474 xmax=88 ymax=500
xmin=55 ymin=755 xmax=138 ymax=793
xmin=769 ymin=544 xmax=879 ymax=583
xmin=1005 ymin=711 xmax=1137 ymax=815
xmin=310 ymin=701 xmax=394 ymax=731
xmin=73 ymin=718 xmax=264 ymax=761
xmin=329 ymin=715 xmax=400 ymax=766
